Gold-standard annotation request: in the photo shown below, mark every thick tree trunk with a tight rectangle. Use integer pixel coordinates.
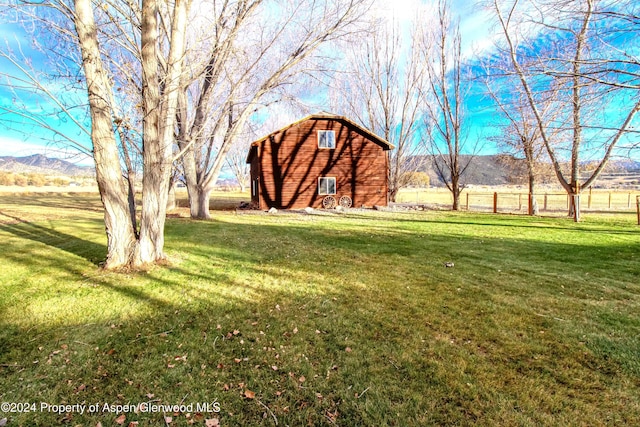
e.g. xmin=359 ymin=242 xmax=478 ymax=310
xmin=73 ymin=0 xmax=137 ymax=269
xmin=136 ymin=0 xmax=189 ymax=264
xmin=196 ymin=187 xmax=211 ymax=219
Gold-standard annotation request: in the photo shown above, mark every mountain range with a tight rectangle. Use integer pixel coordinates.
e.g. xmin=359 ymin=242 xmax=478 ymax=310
xmin=0 ymin=154 xmax=94 ymax=176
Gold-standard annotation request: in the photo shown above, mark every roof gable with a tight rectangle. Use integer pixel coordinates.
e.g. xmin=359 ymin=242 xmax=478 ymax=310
xmin=246 ymin=113 xmax=394 ymax=163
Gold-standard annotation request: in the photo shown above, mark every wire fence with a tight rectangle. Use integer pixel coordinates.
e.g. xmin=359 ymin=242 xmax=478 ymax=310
xmin=464 ymin=190 xmax=639 ymax=213
xmin=398 ymin=188 xmax=640 ymax=221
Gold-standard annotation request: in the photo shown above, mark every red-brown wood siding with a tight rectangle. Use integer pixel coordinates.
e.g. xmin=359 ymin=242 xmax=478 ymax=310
xmin=253 ymin=118 xmax=389 ymax=209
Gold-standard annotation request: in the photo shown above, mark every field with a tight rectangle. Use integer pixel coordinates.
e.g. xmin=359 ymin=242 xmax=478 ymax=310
xmin=0 ymin=192 xmax=639 ymax=426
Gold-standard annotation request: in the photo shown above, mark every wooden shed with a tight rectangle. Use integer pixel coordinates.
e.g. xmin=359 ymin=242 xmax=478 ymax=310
xmin=246 ymin=113 xmax=394 ymax=210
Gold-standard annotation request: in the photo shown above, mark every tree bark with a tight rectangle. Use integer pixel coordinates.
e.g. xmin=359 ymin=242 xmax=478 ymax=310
xmin=73 ymin=0 xmax=137 ymax=269
xmin=137 ymin=0 xmax=189 ymax=264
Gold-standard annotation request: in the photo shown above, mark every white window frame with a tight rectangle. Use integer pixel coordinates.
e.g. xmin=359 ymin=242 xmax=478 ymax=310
xmin=252 ymin=179 xmax=258 ymax=197
xmin=317 ymin=130 xmax=336 ymax=149
xmin=318 ymin=177 xmax=336 ymax=195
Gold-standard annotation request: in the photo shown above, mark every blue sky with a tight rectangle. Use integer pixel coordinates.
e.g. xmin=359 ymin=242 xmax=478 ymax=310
xmin=0 ymin=0 xmax=637 ymax=166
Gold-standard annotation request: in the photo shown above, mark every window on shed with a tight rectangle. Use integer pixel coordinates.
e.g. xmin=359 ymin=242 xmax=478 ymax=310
xmin=318 ymin=130 xmax=335 ymax=149
xmin=318 ymin=177 xmax=336 ymax=195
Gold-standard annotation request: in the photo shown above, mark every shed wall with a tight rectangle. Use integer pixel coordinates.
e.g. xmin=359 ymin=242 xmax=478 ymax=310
xmin=256 ymin=118 xmax=388 ymax=209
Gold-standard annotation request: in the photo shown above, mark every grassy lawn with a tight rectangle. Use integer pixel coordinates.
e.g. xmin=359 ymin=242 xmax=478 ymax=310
xmin=0 ymin=193 xmax=639 ymax=426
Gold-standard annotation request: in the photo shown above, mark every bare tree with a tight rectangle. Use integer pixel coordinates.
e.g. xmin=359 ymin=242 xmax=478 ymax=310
xmin=421 ymin=0 xmax=475 ymax=211
xmin=176 ymin=0 xmax=371 ymax=219
xmin=489 ymin=0 xmax=640 ymax=221
xmin=4 ymin=0 xmax=190 ymax=268
xmin=329 ymin=12 xmax=427 ymax=202
xmin=481 ymin=65 xmax=565 ymax=214
xmin=225 ymin=131 xmax=253 ymax=192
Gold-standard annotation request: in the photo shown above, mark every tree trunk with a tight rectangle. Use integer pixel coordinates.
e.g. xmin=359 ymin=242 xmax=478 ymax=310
xmin=528 ymin=173 xmax=538 ymax=215
xmin=180 ymin=143 xmax=203 ymax=218
xmin=73 ymin=0 xmax=137 ymax=269
xmin=167 ymin=181 xmax=176 ymax=210
xmin=136 ymin=0 xmax=189 ymax=264
xmin=451 ymin=175 xmax=460 ymax=211
xmin=389 ymin=187 xmax=399 ymax=203
xmin=196 ymin=186 xmax=211 ymax=219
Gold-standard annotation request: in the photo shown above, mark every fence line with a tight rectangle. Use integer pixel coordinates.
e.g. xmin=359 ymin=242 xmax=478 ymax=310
xmin=400 ymin=189 xmax=639 ymax=215
xmin=462 ymin=190 xmax=640 ymax=213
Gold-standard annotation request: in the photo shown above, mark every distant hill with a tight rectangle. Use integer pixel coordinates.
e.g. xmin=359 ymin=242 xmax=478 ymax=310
xmin=0 ymin=154 xmax=94 ymax=176
xmin=415 ymin=155 xmax=640 ymax=189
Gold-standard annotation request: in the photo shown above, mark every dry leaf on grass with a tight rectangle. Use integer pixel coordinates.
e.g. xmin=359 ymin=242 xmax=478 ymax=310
xmin=244 ymin=389 xmax=256 ymax=399
xmin=115 ymin=414 xmax=126 ymax=425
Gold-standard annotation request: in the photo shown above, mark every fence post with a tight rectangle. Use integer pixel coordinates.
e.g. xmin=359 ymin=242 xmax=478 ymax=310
xmin=544 ymin=194 xmax=548 ymax=211
xmin=466 ymin=193 xmax=470 ymax=211
xmin=493 ymin=192 xmax=498 ymax=214
xmin=637 ymin=196 xmax=640 ymax=226
xmin=588 ymin=187 xmax=592 ymax=209
xmin=528 ymin=193 xmax=533 ymax=215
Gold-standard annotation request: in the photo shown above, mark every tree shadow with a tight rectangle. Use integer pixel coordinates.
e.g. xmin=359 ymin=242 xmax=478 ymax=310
xmin=0 ymin=210 xmax=105 ymax=265
xmin=1 ymin=212 xmax=639 ymax=425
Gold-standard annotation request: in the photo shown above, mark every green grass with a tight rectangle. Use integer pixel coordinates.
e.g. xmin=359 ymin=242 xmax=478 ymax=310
xmin=1 ymin=194 xmax=639 ymax=426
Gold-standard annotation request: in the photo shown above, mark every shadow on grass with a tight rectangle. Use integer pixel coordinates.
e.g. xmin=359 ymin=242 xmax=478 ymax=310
xmin=0 ymin=193 xmax=105 ymax=213
xmin=0 ymin=210 xmax=105 ymax=266
xmin=1 ymin=211 xmax=639 ymax=426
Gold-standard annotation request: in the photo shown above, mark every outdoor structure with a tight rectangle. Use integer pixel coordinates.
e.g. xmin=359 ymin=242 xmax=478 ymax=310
xmin=246 ymin=113 xmax=394 ymax=210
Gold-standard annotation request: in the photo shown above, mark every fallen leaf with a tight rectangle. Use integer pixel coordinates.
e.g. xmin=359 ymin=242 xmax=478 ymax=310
xmin=244 ymin=389 xmax=256 ymax=399
xmin=0 ymin=419 xmax=7 ymax=427
xmin=293 ymin=327 xmax=298 ymax=334
xmin=234 ymin=358 xmax=242 ymax=363
xmin=146 ymin=393 xmax=154 ymax=399
xmin=271 ymin=365 xmax=278 ymax=371
xmin=345 ymin=347 xmax=352 ymax=353
xmin=233 ymin=330 xmax=240 ymax=335
xmin=76 ymin=384 xmax=86 ymax=392
xmin=167 ymin=364 xmax=175 ymax=368
xmin=164 ymin=416 xmax=172 ymax=424
xmin=298 ymin=376 xmax=306 ymax=383
xmin=205 ymin=419 xmax=220 ymax=427
xmin=127 ymin=422 xmax=139 ymax=427
xmin=115 ymin=414 xmax=126 ymax=425
xmin=95 ymin=423 xmax=102 ymax=427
